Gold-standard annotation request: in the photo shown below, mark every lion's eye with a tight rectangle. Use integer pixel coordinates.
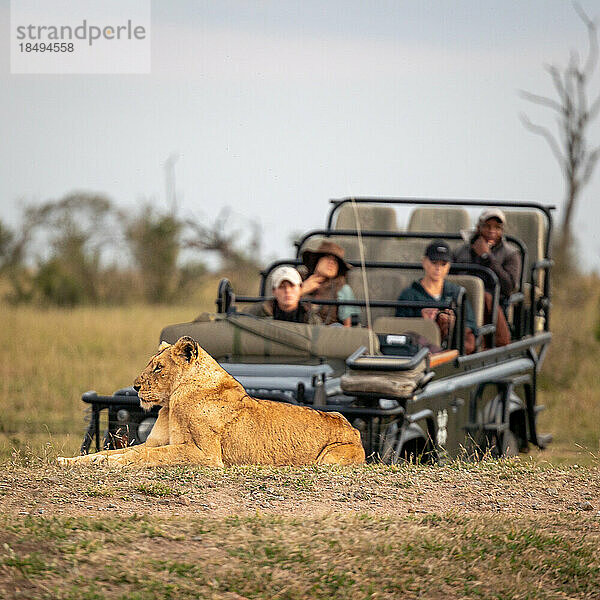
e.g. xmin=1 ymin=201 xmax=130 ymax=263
xmin=153 ymin=364 xmax=162 ymax=373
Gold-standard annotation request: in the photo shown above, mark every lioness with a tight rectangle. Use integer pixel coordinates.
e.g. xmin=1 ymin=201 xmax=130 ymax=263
xmin=59 ymin=336 xmax=365 ymax=467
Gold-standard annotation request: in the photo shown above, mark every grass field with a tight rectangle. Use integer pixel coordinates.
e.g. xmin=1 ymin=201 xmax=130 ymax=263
xmin=1 ymin=275 xmax=600 ymax=598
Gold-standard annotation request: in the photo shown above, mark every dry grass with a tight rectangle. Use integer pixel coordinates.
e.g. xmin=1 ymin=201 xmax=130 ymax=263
xmin=536 ymin=273 xmax=600 ymax=459
xmin=0 ymin=304 xmax=195 ymax=458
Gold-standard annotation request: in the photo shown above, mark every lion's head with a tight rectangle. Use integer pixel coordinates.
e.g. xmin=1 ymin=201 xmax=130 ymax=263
xmin=133 ymin=336 xmax=200 ymax=410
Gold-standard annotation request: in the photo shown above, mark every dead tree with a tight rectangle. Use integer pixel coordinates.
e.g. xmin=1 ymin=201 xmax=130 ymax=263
xmin=520 ymin=4 xmax=600 ymax=256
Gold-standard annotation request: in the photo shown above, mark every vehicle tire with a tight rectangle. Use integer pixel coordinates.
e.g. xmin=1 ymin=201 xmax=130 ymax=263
xmin=501 ymin=429 xmax=519 ymax=458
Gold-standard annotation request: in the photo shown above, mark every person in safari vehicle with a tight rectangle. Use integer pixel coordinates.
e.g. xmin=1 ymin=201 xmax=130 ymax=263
xmin=395 ymin=240 xmax=477 ymax=354
xmin=246 ymin=266 xmax=321 ymax=324
xmin=300 ymin=240 xmax=361 ymax=327
xmin=452 ymin=208 xmax=517 ymax=346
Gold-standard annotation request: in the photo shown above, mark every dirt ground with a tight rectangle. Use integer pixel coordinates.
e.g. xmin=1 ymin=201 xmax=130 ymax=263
xmin=1 ymin=461 xmax=599 ymax=520
xmin=2 ymin=461 xmax=600 ymax=599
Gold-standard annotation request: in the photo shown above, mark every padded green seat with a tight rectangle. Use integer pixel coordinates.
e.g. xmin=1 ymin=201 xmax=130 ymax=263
xmin=504 ymin=210 xmax=547 ymax=293
xmin=447 ymin=274 xmax=485 ymax=329
xmin=373 ymin=316 xmax=441 ymax=347
xmin=346 ymin=268 xmax=419 ymax=323
xmin=160 ymin=315 xmax=380 ymax=360
xmin=407 ymin=207 xmax=471 ymax=233
xmin=334 ymin=204 xmax=399 ymax=231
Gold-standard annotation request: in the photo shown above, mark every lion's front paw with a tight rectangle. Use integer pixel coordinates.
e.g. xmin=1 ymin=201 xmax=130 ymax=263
xmin=106 ymin=452 xmax=137 ymax=466
xmin=58 ymin=453 xmax=112 ymax=465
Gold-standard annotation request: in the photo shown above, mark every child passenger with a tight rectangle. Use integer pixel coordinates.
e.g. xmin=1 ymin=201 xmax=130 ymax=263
xmin=396 ymin=240 xmax=477 ymax=354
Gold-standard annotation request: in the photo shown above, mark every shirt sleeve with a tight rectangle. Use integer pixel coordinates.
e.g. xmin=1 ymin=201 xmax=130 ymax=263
xmin=337 ymin=284 xmax=361 ymax=322
xmin=484 ymin=248 xmax=520 ymax=298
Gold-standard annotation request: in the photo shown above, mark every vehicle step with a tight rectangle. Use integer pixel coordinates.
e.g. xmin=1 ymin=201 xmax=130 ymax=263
xmin=465 ymin=423 xmax=509 ymax=433
xmin=534 ymin=405 xmax=546 ymax=414
xmin=537 ymin=433 xmax=553 ymax=448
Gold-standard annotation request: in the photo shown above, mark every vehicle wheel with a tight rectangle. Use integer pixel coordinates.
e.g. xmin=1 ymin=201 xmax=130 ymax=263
xmin=501 ymin=429 xmax=519 ymax=457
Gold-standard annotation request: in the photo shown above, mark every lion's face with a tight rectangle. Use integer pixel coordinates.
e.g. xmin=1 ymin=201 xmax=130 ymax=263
xmin=133 ymin=337 xmax=199 ymax=410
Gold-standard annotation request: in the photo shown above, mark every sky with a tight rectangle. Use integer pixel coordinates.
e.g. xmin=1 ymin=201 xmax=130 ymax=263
xmin=2 ymin=0 xmax=600 ymax=268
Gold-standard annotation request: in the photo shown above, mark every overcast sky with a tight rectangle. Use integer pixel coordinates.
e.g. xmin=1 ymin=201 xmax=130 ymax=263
xmin=2 ymin=0 xmax=600 ymax=268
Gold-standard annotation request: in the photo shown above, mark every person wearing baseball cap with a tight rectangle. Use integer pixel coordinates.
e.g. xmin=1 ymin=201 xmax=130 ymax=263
xmin=453 ymin=208 xmax=520 ymax=302
xmin=396 ymin=240 xmax=477 ymax=354
xmin=453 ymin=208 xmax=520 ymax=346
xmin=244 ymin=266 xmax=321 ymax=324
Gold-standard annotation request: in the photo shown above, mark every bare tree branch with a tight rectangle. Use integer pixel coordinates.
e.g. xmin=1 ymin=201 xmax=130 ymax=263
xmin=521 ymin=4 xmax=600 ymax=251
xmin=574 ymin=2 xmax=598 ymax=77
xmin=581 ymin=145 xmax=600 ymax=184
xmin=518 ymin=90 xmax=562 ymax=113
xmin=589 ymin=92 xmax=600 ymax=120
xmin=545 ymin=64 xmax=568 ymax=104
xmin=520 ymin=113 xmax=566 ymax=169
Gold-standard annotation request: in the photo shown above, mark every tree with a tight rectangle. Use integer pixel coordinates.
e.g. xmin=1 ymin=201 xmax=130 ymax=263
xmin=126 ymin=205 xmax=183 ymax=303
xmin=520 ymin=4 xmax=600 ymax=259
xmin=30 ymin=193 xmax=117 ymax=303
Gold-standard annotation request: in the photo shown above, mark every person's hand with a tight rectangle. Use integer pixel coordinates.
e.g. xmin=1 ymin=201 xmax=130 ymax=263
xmin=421 ymin=308 xmax=439 ymax=320
xmin=301 ymin=274 xmax=326 ymax=295
xmin=472 ymin=235 xmax=491 ymax=256
xmin=436 ymin=310 xmax=456 ymax=339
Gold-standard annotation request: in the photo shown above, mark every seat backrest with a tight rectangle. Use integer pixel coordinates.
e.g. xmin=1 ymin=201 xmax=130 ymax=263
xmin=373 ymin=316 xmax=441 ymax=347
xmin=503 ymin=210 xmax=546 ymax=287
xmin=298 ymin=234 xmax=382 ymax=263
xmin=376 ymin=238 xmax=428 ymax=263
xmin=334 ymin=204 xmax=399 ymax=231
xmin=447 ymin=274 xmax=484 ymax=328
xmin=347 ymin=268 xmax=419 ymax=323
xmin=407 ymin=207 xmax=471 ymax=233
xmin=161 ymin=317 xmax=380 ymax=359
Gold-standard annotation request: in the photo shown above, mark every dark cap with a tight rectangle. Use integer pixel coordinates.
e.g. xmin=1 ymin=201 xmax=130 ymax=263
xmin=424 ymin=240 xmax=451 ymax=263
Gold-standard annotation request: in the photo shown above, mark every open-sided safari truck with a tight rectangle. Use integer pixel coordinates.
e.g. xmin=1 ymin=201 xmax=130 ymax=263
xmin=80 ymin=198 xmax=554 ymax=462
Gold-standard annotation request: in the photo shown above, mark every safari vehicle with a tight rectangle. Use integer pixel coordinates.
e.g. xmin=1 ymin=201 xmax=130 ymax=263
xmin=80 ymin=198 xmax=554 ymax=462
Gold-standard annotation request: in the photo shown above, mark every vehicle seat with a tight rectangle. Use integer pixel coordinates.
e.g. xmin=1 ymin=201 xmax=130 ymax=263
xmin=160 ymin=316 xmax=380 ymax=359
xmin=446 ymin=274 xmax=485 ymax=329
xmin=503 ymin=210 xmax=547 ymax=294
xmin=346 ymin=268 xmax=419 ymax=324
xmin=375 ymin=238 xmax=429 ymax=263
xmin=333 ymin=204 xmax=399 ymax=231
xmin=407 ymin=207 xmax=471 ymax=233
xmin=373 ymin=316 xmax=441 ymax=347
xmin=297 ymin=235 xmax=380 ymax=263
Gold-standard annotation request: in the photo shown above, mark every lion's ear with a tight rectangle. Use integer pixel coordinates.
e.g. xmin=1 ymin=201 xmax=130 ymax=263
xmin=158 ymin=341 xmax=171 ymax=351
xmin=172 ymin=336 xmax=199 ymax=364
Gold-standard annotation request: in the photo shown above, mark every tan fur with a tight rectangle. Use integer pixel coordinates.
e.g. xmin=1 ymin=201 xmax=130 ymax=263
xmin=59 ymin=336 xmax=365 ymax=467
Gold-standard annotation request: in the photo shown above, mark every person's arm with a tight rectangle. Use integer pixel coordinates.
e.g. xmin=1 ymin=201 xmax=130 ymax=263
xmin=463 ymin=297 xmax=478 ymax=338
xmin=301 ymin=274 xmax=326 ymax=295
xmin=481 ymin=251 xmax=517 ymax=298
xmin=464 ymin=329 xmax=476 ymax=354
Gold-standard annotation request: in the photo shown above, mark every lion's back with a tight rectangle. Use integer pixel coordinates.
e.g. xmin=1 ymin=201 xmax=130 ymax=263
xmin=220 ymin=396 xmax=362 ymax=466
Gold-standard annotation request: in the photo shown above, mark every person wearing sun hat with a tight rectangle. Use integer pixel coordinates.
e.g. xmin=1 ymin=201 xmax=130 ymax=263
xmin=300 ymin=240 xmax=360 ymax=326
xmin=246 ymin=266 xmax=321 ymax=324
